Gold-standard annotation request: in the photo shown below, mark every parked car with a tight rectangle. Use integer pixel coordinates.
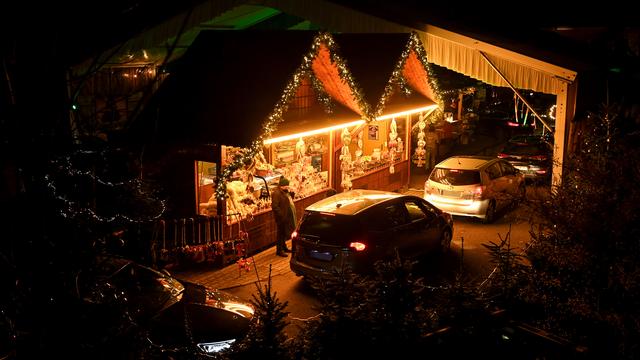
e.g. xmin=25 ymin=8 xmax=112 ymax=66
xmin=74 ymin=256 xmax=255 ymax=356
xmin=507 ymin=133 xmax=553 ymax=146
xmin=424 ymin=156 xmax=525 ymax=223
xmin=290 ymin=190 xmax=453 ymax=278
xmin=498 ymin=140 xmax=552 ymax=183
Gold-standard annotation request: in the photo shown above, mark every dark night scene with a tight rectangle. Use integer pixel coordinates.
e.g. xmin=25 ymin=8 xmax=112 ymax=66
xmin=1 ymin=1 xmax=639 ymax=358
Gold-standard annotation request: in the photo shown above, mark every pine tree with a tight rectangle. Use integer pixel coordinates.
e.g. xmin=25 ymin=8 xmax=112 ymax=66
xmin=522 ymin=103 xmax=640 ymax=358
xmin=228 ymin=266 xmax=291 ymax=360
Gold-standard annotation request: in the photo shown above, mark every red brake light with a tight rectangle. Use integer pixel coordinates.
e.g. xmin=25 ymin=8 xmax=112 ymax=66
xmin=497 ymin=153 xmax=508 ymax=158
xmin=507 ymin=121 xmax=520 ymax=127
xmin=349 ymin=242 xmax=367 ymax=252
xmin=473 ymin=185 xmax=485 ymax=199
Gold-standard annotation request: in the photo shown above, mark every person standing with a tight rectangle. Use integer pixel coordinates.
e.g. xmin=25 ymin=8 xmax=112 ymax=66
xmin=425 ymin=124 xmax=438 ymax=171
xmin=271 ymin=176 xmax=296 ymax=257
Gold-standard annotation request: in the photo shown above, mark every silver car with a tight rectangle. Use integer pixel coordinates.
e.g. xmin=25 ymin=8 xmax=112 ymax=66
xmin=424 ymin=156 xmax=525 ymax=223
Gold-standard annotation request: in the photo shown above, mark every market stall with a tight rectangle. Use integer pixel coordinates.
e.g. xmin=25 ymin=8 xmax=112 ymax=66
xmin=157 ymin=31 xmax=370 ymax=263
xmin=142 ymin=31 xmax=446 ymax=268
xmin=328 ymin=32 xmax=441 ymax=192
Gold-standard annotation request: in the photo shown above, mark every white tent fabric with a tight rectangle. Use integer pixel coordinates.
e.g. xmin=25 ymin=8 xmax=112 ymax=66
xmin=420 ymin=32 xmax=567 ymax=95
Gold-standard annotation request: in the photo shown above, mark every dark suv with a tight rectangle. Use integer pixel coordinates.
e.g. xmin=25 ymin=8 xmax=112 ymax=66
xmin=290 ymin=190 xmax=453 ymax=278
xmin=498 ymin=140 xmax=552 ymax=182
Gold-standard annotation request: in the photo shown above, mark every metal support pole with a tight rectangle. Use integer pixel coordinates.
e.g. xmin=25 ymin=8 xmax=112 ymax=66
xmin=478 ymin=51 xmax=554 ymax=134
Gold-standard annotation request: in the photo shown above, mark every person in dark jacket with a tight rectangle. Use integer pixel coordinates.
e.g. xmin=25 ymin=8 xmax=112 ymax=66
xmin=271 ymin=176 xmax=296 ymax=257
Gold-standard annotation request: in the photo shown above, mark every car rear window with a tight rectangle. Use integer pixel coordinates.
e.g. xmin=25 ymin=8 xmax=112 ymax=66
xmin=502 ymin=143 xmax=547 ymax=155
xmin=429 ymin=168 xmax=481 ymax=186
xmin=298 ymin=211 xmax=361 ymax=245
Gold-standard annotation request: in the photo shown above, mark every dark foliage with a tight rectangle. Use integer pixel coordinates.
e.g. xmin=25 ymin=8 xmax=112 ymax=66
xmin=291 ymin=268 xmax=371 ymax=359
xmin=228 ymin=266 xmax=291 ymax=360
xmin=521 ymin=103 xmax=640 ymax=358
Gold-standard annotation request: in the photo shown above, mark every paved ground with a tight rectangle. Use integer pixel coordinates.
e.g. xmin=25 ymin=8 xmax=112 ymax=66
xmin=172 ymin=239 xmax=293 ymax=290
xmin=172 ymin=129 xmax=506 ymax=291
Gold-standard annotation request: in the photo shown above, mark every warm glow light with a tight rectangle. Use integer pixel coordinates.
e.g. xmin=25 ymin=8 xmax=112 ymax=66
xmin=263 ymin=119 xmax=365 ymax=144
xmin=222 ymin=302 xmax=255 ymax=317
xmin=350 ymin=242 xmax=367 ymax=251
xmin=375 ymin=104 xmax=438 ymax=121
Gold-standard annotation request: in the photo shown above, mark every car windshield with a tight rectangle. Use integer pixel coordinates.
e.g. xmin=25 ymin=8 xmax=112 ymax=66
xmin=429 ymin=168 xmax=481 ymax=186
xmin=109 ymin=263 xmax=184 ymax=313
xmin=298 ymin=212 xmax=361 ymax=245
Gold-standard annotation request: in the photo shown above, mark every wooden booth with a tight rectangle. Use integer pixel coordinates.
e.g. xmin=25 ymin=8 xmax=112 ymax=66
xmin=143 ymin=31 xmax=373 ymax=269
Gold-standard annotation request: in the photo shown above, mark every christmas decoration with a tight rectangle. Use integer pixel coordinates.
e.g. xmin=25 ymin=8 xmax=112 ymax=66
xmin=388 ymin=118 xmax=398 ymax=174
xmin=413 ymin=112 xmax=427 ymax=167
xmin=214 ymin=32 xmax=372 ymax=201
xmin=340 ymin=127 xmax=353 ymax=191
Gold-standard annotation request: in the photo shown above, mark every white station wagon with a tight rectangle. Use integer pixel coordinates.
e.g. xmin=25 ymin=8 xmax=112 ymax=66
xmin=424 ymin=156 xmax=525 ymax=223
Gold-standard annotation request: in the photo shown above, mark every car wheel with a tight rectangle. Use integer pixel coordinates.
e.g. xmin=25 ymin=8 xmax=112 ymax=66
xmin=440 ymin=228 xmax=452 ymax=252
xmin=483 ymin=201 xmax=496 ymax=224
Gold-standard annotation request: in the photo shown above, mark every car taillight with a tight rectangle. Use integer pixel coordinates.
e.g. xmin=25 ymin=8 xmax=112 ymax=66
xmin=497 ymin=153 xmax=508 ymax=158
xmin=536 ymin=169 xmax=548 ymax=174
xmin=424 ymin=185 xmax=434 ymax=197
xmin=349 ymin=242 xmax=367 ymax=252
xmin=473 ymin=185 xmax=485 ymax=200
xmin=507 ymin=121 xmax=520 ymax=127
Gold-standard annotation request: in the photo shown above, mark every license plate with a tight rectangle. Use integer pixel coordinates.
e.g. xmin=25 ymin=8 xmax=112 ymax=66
xmin=309 ymin=250 xmax=333 ymax=261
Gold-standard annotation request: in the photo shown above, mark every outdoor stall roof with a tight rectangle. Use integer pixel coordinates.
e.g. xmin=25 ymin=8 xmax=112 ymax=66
xmin=137 ymin=30 xmax=321 ymax=148
xmin=137 ymin=30 xmax=368 ymax=149
xmin=330 ymin=33 xmax=438 ymax=119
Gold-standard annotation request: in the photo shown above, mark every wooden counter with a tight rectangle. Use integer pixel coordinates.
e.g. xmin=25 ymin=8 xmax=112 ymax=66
xmin=350 ymin=160 xmax=408 ymax=193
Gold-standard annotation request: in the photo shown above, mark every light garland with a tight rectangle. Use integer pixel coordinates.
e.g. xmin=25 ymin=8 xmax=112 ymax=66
xmin=308 ymin=70 xmax=334 ymax=114
xmin=214 ymin=31 xmax=375 ymax=199
xmin=45 ymin=152 xmax=166 ymax=224
xmin=213 ymin=32 xmax=445 ymax=199
xmin=409 ymin=32 xmax=445 ymax=115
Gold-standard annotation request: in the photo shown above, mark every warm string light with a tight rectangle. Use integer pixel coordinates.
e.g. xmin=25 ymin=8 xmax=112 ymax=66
xmin=308 ymin=70 xmax=334 ymax=114
xmin=214 ymin=31 xmax=374 ymax=199
xmin=322 ymin=33 xmax=374 ymax=121
xmin=45 ymin=153 xmax=166 ymax=223
xmin=213 ymin=32 xmax=445 ymax=200
xmin=409 ymin=32 xmax=445 ymax=114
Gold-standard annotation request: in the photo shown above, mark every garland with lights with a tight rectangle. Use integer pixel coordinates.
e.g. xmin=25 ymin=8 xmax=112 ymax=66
xmin=214 ymin=32 xmax=374 ymax=200
xmin=213 ymin=32 xmax=445 ymax=200
xmin=408 ymin=32 xmax=445 ymax=115
xmin=45 ymin=150 xmax=166 ymax=223
xmin=322 ymin=33 xmax=375 ymax=121
xmin=308 ymin=70 xmax=334 ymax=115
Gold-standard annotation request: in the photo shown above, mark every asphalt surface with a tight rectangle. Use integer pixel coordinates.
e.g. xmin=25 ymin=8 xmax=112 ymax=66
xmin=172 ymin=126 xmax=508 ymax=291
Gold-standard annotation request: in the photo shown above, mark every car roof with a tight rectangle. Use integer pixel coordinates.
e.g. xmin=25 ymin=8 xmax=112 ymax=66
xmin=435 ymin=156 xmax=497 ymax=170
xmin=306 ymin=189 xmax=404 ymax=215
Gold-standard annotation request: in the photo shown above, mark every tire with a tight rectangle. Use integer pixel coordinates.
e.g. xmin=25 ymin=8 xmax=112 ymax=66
xmin=483 ymin=201 xmax=496 ymax=224
xmin=440 ymin=228 xmax=452 ymax=252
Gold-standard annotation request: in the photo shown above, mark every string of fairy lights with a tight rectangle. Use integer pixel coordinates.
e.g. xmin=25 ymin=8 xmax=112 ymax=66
xmin=214 ymin=31 xmax=445 ymax=200
xmin=45 ymin=152 xmax=166 ymax=223
xmin=309 ymin=70 xmax=334 ymax=115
